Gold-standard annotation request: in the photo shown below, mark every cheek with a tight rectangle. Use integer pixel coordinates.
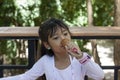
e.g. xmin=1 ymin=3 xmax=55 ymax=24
xmin=49 ymin=41 xmax=60 ymax=48
xmin=49 ymin=41 xmax=61 ymax=51
xmin=65 ymin=35 xmax=71 ymax=41
xmin=66 ymin=33 xmax=71 ymax=39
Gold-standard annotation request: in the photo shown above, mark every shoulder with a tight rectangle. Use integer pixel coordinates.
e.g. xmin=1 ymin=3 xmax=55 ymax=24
xmin=38 ymin=55 xmax=54 ymax=62
xmin=33 ymin=55 xmax=54 ymax=67
xmin=42 ymin=55 xmax=54 ymax=59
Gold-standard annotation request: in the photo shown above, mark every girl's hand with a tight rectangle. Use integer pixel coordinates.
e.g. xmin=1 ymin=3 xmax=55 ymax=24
xmin=65 ymin=41 xmax=83 ymax=59
xmin=61 ymin=39 xmax=83 ymax=59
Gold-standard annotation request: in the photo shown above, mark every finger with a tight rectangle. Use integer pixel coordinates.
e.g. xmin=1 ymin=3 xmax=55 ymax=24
xmin=67 ymin=49 xmax=78 ymax=57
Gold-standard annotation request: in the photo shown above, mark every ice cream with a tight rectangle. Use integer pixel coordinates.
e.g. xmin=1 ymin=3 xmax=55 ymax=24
xmin=61 ymin=39 xmax=70 ymax=47
xmin=61 ymin=39 xmax=78 ymax=54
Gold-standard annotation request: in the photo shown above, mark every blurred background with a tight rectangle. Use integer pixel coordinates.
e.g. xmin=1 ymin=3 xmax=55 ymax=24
xmin=0 ymin=0 xmax=120 ymax=80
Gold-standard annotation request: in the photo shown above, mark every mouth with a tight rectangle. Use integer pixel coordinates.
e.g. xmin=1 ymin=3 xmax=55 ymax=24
xmin=61 ymin=45 xmax=65 ymax=49
xmin=60 ymin=45 xmax=66 ymax=51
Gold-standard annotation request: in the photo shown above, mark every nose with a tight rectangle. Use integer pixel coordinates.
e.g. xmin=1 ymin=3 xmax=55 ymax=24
xmin=61 ymin=35 xmax=65 ymax=40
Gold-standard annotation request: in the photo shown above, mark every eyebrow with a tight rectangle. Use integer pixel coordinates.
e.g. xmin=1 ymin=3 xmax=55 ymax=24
xmin=52 ymin=28 xmax=68 ymax=37
xmin=61 ymin=29 xmax=67 ymax=32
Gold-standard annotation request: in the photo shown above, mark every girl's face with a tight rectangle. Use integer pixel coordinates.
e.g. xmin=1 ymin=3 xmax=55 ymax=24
xmin=48 ymin=28 xmax=71 ymax=54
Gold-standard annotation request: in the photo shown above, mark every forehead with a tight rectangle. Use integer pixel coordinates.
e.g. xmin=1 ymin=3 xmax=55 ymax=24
xmin=54 ymin=27 xmax=67 ymax=34
xmin=48 ymin=27 xmax=68 ymax=38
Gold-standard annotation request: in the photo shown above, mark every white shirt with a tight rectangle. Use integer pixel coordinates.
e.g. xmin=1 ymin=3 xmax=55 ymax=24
xmin=0 ymin=52 xmax=104 ymax=80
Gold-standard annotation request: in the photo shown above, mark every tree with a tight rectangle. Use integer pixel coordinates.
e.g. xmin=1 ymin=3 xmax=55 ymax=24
xmin=114 ymin=0 xmax=120 ymax=79
xmin=0 ymin=0 xmax=30 ymax=77
xmin=86 ymin=0 xmax=101 ymax=65
xmin=0 ymin=0 xmax=16 ymax=77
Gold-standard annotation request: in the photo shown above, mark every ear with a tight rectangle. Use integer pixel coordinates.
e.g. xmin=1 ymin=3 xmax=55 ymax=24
xmin=43 ymin=42 xmax=50 ymax=49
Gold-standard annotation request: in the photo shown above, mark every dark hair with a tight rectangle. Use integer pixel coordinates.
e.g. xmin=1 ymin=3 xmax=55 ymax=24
xmin=38 ymin=18 xmax=70 ymax=56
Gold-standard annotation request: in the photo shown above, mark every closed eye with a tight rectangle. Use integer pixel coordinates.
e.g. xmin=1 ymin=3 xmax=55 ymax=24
xmin=63 ymin=32 xmax=68 ymax=36
xmin=52 ymin=36 xmax=59 ymax=40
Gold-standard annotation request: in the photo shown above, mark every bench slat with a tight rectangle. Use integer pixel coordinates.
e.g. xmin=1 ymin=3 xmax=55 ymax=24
xmin=0 ymin=27 xmax=120 ymax=37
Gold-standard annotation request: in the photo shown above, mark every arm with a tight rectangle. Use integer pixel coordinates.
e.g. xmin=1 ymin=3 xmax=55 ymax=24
xmin=0 ymin=57 xmax=45 ymax=80
xmin=79 ymin=52 xmax=104 ymax=80
xmin=65 ymin=41 xmax=104 ymax=79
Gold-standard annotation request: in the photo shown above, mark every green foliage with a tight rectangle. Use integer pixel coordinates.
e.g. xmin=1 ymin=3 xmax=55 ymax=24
xmin=76 ymin=39 xmax=89 ymax=52
xmin=0 ymin=40 xmax=7 ymax=54
xmin=6 ymin=40 xmax=17 ymax=59
xmin=0 ymin=0 xmax=115 ymax=71
xmin=0 ymin=0 xmax=16 ymax=26
xmin=60 ymin=0 xmax=86 ymax=22
xmin=93 ymin=0 xmax=114 ymax=26
xmin=39 ymin=0 xmax=58 ymax=22
xmin=0 ymin=40 xmax=18 ymax=64
xmin=34 ymin=0 xmax=87 ymax=26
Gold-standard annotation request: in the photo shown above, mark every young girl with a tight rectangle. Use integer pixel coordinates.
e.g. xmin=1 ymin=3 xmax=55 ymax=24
xmin=0 ymin=18 xmax=104 ymax=80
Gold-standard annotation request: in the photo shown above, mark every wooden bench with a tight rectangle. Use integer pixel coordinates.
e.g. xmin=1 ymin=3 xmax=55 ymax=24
xmin=0 ymin=26 xmax=120 ymax=80
xmin=0 ymin=27 xmax=120 ymax=39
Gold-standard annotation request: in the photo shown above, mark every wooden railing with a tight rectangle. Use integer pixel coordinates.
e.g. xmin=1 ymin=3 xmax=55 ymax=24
xmin=0 ymin=27 xmax=120 ymax=38
xmin=0 ymin=27 xmax=120 ymax=80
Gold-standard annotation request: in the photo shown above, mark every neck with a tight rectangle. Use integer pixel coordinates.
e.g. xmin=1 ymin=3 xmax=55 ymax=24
xmin=54 ymin=52 xmax=69 ymax=61
xmin=54 ymin=52 xmax=71 ymax=70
